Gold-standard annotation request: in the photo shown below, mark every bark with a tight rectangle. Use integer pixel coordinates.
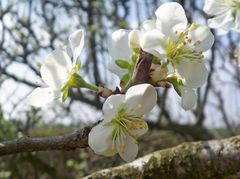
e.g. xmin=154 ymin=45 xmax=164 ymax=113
xmin=84 ymin=135 xmax=240 ymax=179
xmin=0 ymin=127 xmax=91 ymax=156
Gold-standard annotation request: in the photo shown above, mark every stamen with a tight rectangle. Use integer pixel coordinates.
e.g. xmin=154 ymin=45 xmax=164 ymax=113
xmin=137 ymin=103 xmax=142 ymax=109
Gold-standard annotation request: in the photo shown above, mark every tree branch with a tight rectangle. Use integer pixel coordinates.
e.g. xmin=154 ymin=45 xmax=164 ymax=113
xmin=0 ymin=127 xmax=91 ymax=157
xmin=84 ymin=135 xmax=240 ymax=179
xmin=0 ymin=49 xmax=153 ymax=157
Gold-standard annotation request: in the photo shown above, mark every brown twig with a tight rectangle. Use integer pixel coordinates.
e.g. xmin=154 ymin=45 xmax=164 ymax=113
xmin=0 ymin=127 xmax=91 ymax=157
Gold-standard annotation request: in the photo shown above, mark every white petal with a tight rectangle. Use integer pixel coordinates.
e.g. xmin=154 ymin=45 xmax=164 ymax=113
xmin=142 ymin=19 xmax=156 ymax=31
xmin=140 ymin=29 xmax=166 ymax=58
xmin=155 ymin=2 xmax=187 ymax=35
xmin=125 ymin=84 xmax=157 ymax=115
xmin=117 ymin=135 xmax=138 ymax=162
xmin=128 ymin=120 xmax=148 ymax=138
xmin=40 ymin=49 xmax=72 ymax=89
xmin=108 ymin=59 xmax=128 ymax=78
xmin=88 ymin=122 xmax=116 ymax=156
xmin=203 ymin=0 xmax=229 ymax=15
xmin=128 ymin=29 xmax=143 ymax=49
xmin=69 ymin=29 xmax=84 ymax=64
xmin=108 ymin=29 xmax=132 ymax=62
xmin=208 ymin=11 xmax=234 ymax=35
xmin=189 ymin=25 xmax=215 ymax=52
xmin=108 ymin=29 xmax=132 ymax=78
xmin=27 ymin=87 xmax=60 ymax=107
xmin=177 ymin=60 xmax=208 ymax=88
xmin=180 ymin=87 xmax=197 ymax=110
xmin=103 ymin=94 xmax=125 ymax=122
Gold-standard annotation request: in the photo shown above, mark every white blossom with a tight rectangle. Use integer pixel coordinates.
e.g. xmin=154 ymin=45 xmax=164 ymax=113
xmin=88 ymin=84 xmax=157 ymax=162
xmin=27 ymin=29 xmax=96 ymax=107
xmin=204 ymin=0 xmax=240 ymax=35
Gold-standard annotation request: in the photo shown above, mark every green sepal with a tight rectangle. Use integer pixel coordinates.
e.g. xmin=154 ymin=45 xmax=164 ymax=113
xmin=67 ymin=73 xmax=98 ymax=91
xmin=166 ymin=75 xmax=184 ymax=96
xmin=62 ymin=86 xmax=69 ymax=102
xmin=115 ymin=59 xmax=130 ymax=69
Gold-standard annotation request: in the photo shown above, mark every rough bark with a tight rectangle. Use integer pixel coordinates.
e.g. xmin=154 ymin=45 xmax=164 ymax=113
xmin=84 ymin=135 xmax=240 ymax=179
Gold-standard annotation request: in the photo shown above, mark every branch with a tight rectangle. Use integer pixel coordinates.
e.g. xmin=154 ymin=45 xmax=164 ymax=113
xmin=0 ymin=127 xmax=91 ymax=157
xmin=0 ymin=50 xmax=153 ymax=157
xmin=84 ymin=135 xmax=240 ymax=179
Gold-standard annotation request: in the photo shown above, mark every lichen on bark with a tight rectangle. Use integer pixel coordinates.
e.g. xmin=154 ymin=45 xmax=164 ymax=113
xmin=84 ymin=135 xmax=240 ymax=179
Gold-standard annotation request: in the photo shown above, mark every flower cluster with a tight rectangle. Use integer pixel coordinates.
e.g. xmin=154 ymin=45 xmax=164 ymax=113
xmin=108 ymin=2 xmax=214 ymax=110
xmin=26 ymin=1 xmax=238 ymax=162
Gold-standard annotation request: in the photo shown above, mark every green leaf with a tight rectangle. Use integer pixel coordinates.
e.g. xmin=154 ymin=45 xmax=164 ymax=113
xmin=115 ymin=59 xmax=130 ymax=69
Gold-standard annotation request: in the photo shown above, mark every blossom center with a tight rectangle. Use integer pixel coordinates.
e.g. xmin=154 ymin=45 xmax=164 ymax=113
xmin=110 ymin=104 xmax=144 ymax=150
xmin=165 ymin=24 xmax=204 ymax=67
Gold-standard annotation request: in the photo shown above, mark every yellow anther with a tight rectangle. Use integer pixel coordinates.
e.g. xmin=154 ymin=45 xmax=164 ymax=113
xmin=36 ymin=63 xmax=41 ymax=69
xmin=62 ymin=44 xmax=68 ymax=51
xmin=137 ymin=103 xmax=142 ymax=109
xmin=188 ymin=39 xmax=192 ymax=43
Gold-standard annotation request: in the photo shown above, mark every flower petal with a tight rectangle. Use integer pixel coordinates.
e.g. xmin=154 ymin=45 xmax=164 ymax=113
xmin=203 ymin=0 xmax=229 ymax=15
xmin=125 ymin=84 xmax=157 ymax=115
xmin=189 ymin=25 xmax=215 ymax=52
xmin=108 ymin=29 xmax=132 ymax=61
xmin=117 ymin=135 xmax=138 ymax=162
xmin=108 ymin=29 xmax=132 ymax=77
xmin=69 ymin=29 xmax=84 ymax=64
xmin=155 ymin=2 xmax=187 ymax=35
xmin=140 ymin=29 xmax=166 ymax=59
xmin=180 ymin=86 xmax=197 ymax=110
xmin=88 ymin=122 xmax=116 ymax=156
xmin=177 ymin=60 xmax=208 ymax=88
xmin=40 ymin=49 xmax=72 ymax=88
xmin=128 ymin=29 xmax=143 ymax=49
xmin=103 ymin=94 xmax=125 ymax=122
xmin=27 ymin=87 xmax=60 ymax=107
xmin=142 ymin=19 xmax=156 ymax=31
xmin=208 ymin=11 xmax=234 ymax=35
xmin=108 ymin=60 xmax=128 ymax=78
